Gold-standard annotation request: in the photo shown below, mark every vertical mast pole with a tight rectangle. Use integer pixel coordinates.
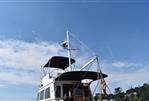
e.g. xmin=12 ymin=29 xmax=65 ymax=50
xmin=67 ymin=31 xmax=72 ymax=71
xmin=96 ymin=57 xmax=102 ymax=101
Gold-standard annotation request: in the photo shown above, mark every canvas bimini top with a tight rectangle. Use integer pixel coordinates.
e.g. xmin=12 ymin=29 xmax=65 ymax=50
xmin=44 ymin=56 xmax=75 ymax=70
xmin=55 ymin=71 xmax=108 ymax=81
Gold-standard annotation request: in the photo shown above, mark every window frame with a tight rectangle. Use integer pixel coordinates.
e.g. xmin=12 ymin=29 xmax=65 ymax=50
xmin=45 ymin=87 xmax=50 ymax=99
xmin=40 ymin=90 xmax=45 ymax=100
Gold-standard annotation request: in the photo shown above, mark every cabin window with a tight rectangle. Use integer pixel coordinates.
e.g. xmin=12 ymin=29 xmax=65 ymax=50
xmin=45 ymin=87 xmax=50 ymax=99
xmin=63 ymin=84 xmax=73 ymax=97
xmin=40 ymin=90 xmax=44 ymax=100
xmin=56 ymin=86 xmax=61 ymax=97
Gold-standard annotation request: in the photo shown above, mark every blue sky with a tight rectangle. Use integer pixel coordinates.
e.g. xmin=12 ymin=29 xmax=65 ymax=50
xmin=0 ymin=0 xmax=149 ymax=100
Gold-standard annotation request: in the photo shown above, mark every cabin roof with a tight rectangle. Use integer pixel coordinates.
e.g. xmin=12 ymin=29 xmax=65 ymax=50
xmin=44 ymin=56 xmax=75 ymax=70
xmin=55 ymin=71 xmax=108 ymax=81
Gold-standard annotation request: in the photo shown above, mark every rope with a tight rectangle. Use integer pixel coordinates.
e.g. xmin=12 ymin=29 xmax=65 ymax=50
xmin=106 ymin=85 xmax=113 ymax=99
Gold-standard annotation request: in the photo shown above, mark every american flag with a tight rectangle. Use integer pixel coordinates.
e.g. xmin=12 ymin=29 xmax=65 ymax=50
xmin=101 ymin=79 xmax=106 ymax=95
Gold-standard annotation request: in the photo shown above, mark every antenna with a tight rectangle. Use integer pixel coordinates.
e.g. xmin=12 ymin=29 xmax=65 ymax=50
xmin=66 ymin=31 xmax=72 ymax=71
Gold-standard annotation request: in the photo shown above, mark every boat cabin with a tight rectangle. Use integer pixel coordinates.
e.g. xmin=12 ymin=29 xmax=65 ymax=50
xmin=37 ymin=56 xmax=107 ymax=101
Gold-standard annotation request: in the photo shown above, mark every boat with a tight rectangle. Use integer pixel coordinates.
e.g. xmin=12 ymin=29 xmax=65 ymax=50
xmin=36 ymin=31 xmax=108 ymax=101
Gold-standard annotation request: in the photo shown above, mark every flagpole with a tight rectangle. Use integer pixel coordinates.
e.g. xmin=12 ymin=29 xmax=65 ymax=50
xmin=96 ymin=57 xmax=103 ymax=101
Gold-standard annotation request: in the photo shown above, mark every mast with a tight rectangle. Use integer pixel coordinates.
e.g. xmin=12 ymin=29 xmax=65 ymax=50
xmin=66 ymin=31 xmax=72 ymax=71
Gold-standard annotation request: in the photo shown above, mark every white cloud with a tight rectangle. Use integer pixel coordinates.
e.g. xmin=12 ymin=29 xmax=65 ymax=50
xmin=0 ymin=72 xmax=39 ymax=85
xmin=0 ymin=39 xmax=63 ymax=86
xmin=101 ymin=61 xmax=149 ymax=92
xmin=111 ymin=61 xmax=141 ymax=68
xmin=0 ymin=39 xmax=62 ymax=70
xmin=112 ymin=62 xmax=130 ymax=68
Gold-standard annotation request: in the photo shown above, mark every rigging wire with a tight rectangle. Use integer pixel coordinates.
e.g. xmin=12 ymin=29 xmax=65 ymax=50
xmin=92 ymin=80 xmax=100 ymax=95
xmin=70 ymin=32 xmax=96 ymax=56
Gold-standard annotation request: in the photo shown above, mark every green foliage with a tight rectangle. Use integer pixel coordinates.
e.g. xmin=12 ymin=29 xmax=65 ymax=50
xmin=114 ymin=87 xmax=122 ymax=94
xmin=115 ymin=92 xmax=125 ymax=101
xmin=101 ymin=82 xmax=149 ymax=101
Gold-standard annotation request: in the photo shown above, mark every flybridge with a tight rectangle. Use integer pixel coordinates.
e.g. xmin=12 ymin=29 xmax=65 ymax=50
xmin=44 ymin=56 xmax=75 ymax=70
xmin=37 ymin=31 xmax=108 ymax=101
